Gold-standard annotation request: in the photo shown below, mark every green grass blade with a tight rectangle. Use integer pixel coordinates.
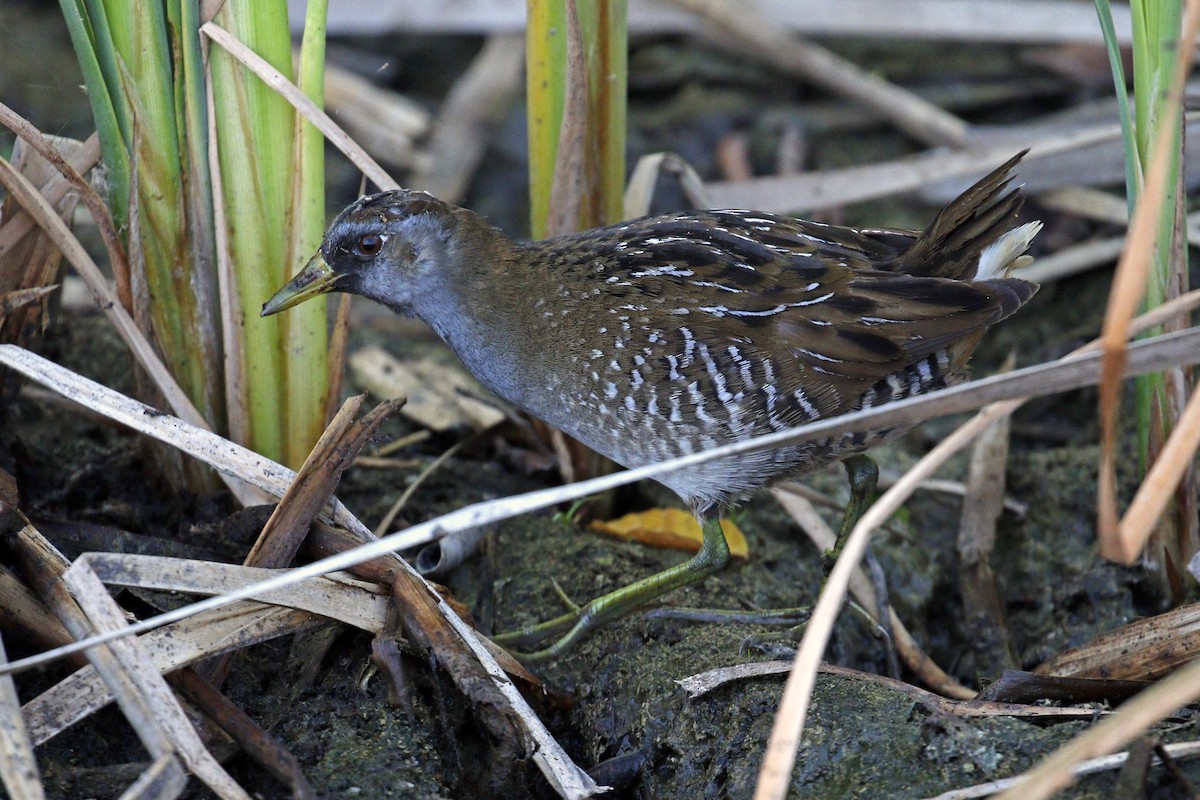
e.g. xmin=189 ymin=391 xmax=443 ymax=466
xmin=283 ymin=0 xmax=330 ymax=467
xmin=1127 ymin=0 xmax=1183 ymax=472
xmin=61 ymin=0 xmax=329 ymax=467
xmin=527 ymin=0 xmax=628 ymax=238
xmin=88 ymin=0 xmax=131 ymax=142
xmin=1093 ymin=0 xmax=1140 ymax=214
xmin=209 ymin=4 xmax=284 ymax=459
xmin=172 ymin=0 xmax=223 ymax=428
xmin=527 ymin=0 xmax=568 ymax=240
xmin=58 ymin=0 xmax=131 ymax=227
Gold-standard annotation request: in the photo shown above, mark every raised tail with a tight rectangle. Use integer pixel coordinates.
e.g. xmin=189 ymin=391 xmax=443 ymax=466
xmin=890 ymin=150 xmax=1040 ymax=281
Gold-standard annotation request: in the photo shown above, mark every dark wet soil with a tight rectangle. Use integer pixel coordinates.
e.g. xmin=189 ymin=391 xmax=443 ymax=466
xmin=5 ymin=4 xmax=1200 ymax=799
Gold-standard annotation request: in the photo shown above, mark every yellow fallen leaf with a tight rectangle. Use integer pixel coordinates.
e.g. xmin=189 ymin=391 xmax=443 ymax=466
xmin=588 ymin=508 xmax=748 ymax=558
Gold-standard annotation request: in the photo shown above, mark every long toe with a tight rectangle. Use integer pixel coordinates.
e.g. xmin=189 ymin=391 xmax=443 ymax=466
xmin=739 ymin=627 xmax=804 ymax=659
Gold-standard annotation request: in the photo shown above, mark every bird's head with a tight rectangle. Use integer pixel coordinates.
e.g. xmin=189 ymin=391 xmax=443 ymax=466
xmin=261 ymin=190 xmax=469 ymax=318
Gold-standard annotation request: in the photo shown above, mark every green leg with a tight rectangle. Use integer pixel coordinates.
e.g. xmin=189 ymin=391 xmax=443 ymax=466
xmin=822 ymin=454 xmax=879 ymax=575
xmin=494 ymin=510 xmax=731 ymax=662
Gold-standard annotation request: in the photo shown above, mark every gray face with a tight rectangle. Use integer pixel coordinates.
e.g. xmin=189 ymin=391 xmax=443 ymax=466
xmin=321 ymin=192 xmax=457 ymax=316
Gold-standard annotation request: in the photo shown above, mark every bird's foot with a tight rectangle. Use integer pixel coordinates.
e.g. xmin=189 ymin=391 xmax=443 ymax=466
xmin=738 ymin=625 xmax=805 ymax=659
xmin=644 ymin=605 xmax=809 ymax=626
xmin=493 ymin=514 xmax=732 ymax=662
xmin=737 ymin=596 xmax=885 ymax=661
xmin=490 ymin=608 xmax=594 ymax=662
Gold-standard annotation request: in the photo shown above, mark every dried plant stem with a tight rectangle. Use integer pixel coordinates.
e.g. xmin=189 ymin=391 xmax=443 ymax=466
xmin=1097 ymin=0 xmax=1200 ymax=561
xmin=1119 ymin=390 xmax=1200 ymax=554
xmin=667 ymin=0 xmax=969 ymax=146
xmin=0 ymin=631 xmax=44 ymax=800
xmin=373 ymin=435 xmax=475 ymax=538
xmin=0 ymin=163 xmax=194 ymax=427
xmin=65 ymin=561 xmax=251 ymax=799
xmin=927 ymin=741 xmax=1200 ymax=800
xmin=0 ymin=106 xmax=129 ymax=304
xmin=200 ymin=21 xmax=396 ymax=191
xmin=994 ymin=656 xmax=1200 ymax=799
xmin=705 ymin=118 xmax=1154 ymax=213
xmin=0 ymin=157 xmax=264 ymax=507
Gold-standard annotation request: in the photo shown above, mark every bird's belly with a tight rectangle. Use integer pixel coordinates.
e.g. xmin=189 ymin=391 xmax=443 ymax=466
xmin=535 ymin=384 xmax=899 ymax=511
xmin=510 ymin=340 xmax=948 ymax=509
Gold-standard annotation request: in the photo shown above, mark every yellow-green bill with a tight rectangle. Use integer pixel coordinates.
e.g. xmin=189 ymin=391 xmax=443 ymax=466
xmin=261 ymin=252 xmax=339 ymax=316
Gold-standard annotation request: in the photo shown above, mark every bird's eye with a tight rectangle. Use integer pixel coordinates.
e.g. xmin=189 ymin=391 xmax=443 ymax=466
xmin=356 ymin=234 xmax=384 ymax=256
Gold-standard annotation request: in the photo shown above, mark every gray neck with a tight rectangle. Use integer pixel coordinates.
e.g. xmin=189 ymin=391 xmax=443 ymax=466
xmin=420 ymin=292 xmax=532 ymax=405
xmin=402 ymin=245 xmax=540 ymax=409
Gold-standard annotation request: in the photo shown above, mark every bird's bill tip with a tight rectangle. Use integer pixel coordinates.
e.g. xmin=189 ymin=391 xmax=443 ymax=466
xmin=261 ymin=252 xmax=339 ymax=316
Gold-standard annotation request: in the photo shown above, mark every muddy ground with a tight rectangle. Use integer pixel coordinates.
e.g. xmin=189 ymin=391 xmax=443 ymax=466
xmin=3 ymin=2 xmax=1200 ymax=798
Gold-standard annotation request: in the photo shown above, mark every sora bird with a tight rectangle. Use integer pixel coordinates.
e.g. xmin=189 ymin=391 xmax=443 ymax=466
xmin=263 ymin=152 xmax=1040 ymax=659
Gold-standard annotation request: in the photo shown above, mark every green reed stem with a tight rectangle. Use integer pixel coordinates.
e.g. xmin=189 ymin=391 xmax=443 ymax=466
xmin=527 ymin=0 xmax=628 ymax=238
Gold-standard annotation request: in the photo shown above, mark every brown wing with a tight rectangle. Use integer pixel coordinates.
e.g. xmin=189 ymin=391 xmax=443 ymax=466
xmin=532 ymin=152 xmax=1036 ymax=424
xmin=677 ymin=259 xmax=1034 ymax=421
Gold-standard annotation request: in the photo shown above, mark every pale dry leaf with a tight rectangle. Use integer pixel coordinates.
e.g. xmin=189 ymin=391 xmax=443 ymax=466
xmin=24 ymin=604 xmax=319 ymax=745
xmin=1036 ymin=600 xmax=1200 ymax=682
xmin=349 ymin=345 xmax=505 ymax=432
xmin=82 ymin=553 xmax=389 ymax=632
xmin=65 ymin=561 xmax=250 ymax=799
xmin=122 ymin=755 xmax=188 ymax=799
xmin=624 ymin=152 xmax=711 ymax=218
xmin=0 ymin=632 xmax=44 ymax=800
